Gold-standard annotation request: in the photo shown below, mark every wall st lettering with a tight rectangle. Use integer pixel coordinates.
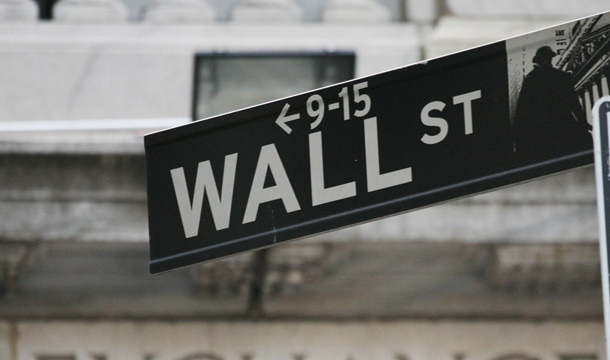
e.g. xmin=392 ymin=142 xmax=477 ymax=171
xmin=171 ymin=81 xmax=483 ymax=238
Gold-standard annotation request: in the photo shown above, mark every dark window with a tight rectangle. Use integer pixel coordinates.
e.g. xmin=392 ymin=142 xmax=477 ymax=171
xmin=33 ymin=0 xmax=59 ymax=19
xmin=192 ymin=52 xmax=355 ymax=121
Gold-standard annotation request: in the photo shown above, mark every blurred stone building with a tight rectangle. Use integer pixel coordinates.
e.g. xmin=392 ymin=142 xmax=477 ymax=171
xmin=0 ymin=0 xmax=608 ymax=359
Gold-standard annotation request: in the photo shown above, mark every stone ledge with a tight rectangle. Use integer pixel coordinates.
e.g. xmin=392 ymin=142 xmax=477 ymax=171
xmin=7 ymin=321 xmax=605 ymax=351
xmin=0 ymin=150 xmax=596 ymax=244
xmin=0 ymin=118 xmax=187 ymax=155
xmin=0 ymin=198 xmax=596 ymax=244
xmin=424 ymin=17 xmax=574 ymax=59
xmin=446 ymin=0 xmax=610 ymax=19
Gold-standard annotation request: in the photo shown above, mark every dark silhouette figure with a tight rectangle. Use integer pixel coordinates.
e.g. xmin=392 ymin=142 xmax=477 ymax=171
xmin=513 ymin=46 xmax=592 ymax=163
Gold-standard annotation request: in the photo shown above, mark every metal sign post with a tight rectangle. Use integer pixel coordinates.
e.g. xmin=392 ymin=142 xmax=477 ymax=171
xmin=594 ymin=96 xmax=610 ymax=360
xmin=146 ymin=12 xmax=610 ymax=274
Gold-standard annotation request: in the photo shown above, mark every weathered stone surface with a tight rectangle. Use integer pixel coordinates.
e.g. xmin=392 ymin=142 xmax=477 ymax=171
xmin=321 ymin=0 xmax=391 ymax=23
xmin=0 ymin=239 xmax=602 ymax=318
xmin=0 ymin=0 xmax=37 ymax=21
xmin=0 ymin=241 xmax=249 ymax=318
xmin=0 ymin=322 xmax=9 ymax=360
xmin=0 ymin=194 xmax=597 ymax=244
xmin=0 ymin=147 xmax=599 ymax=320
xmin=230 ymin=0 xmax=302 ymax=22
xmin=53 ymin=0 xmax=129 ymax=22
xmin=0 ymin=129 xmax=159 ymax=155
xmin=424 ymin=17 xmax=569 ymax=58
xmin=406 ymin=0 xmax=437 ymax=23
xmin=0 ymin=23 xmax=418 ymax=121
xmin=0 ymin=149 xmax=597 ymax=244
xmin=0 ymin=153 xmax=147 ymax=242
xmin=446 ymin=0 xmax=610 ymax=18
xmin=142 ymin=0 xmax=215 ymax=24
xmin=14 ymin=321 xmax=605 ymax=359
xmin=264 ymin=242 xmax=602 ymax=319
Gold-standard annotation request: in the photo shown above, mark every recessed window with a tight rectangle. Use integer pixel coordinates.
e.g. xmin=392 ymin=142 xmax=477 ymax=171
xmin=192 ymin=52 xmax=355 ymax=121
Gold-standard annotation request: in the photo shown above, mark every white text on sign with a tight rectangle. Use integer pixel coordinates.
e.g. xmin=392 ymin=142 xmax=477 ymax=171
xmin=171 ymin=83 xmax=482 ymax=238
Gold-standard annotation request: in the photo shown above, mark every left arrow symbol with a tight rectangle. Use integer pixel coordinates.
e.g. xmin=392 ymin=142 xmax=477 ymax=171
xmin=276 ymin=103 xmax=300 ymax=134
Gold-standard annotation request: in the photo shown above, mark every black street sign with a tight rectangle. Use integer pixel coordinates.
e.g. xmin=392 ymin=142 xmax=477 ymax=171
xmin=594 ymin=96 xmax=610 ymax=360
xmin=146 ymin=12 xmax=609 ymax=274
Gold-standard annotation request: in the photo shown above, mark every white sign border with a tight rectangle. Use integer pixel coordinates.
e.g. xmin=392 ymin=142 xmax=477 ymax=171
xmin=593 ymin=95 xmax=610 ymax=360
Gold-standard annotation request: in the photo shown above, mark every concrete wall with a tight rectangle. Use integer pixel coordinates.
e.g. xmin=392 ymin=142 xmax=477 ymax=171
xmin=0 ymin=321 xmax=604 ymax=360
xmin=0 ymin=23 xmax=419 ymax=122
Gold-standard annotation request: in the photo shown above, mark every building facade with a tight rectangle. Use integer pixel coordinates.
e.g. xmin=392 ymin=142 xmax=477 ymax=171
xmin=0 ymin=0 xmax=609 ymax=359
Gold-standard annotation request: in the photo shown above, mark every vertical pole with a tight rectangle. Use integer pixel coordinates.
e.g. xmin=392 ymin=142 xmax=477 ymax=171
xmin=247 ymin=248 xmax=268 ymax=317
xmin=593 ymin=96 xmax=610 ymax=360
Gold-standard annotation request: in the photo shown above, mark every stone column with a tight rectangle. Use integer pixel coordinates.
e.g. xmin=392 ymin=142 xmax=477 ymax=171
xmin=143 ymin=0 xmax=215 ymax=24
xmin=604 ymin=66 xmax=610 ymax=93
xmin=53 ymin=0 xmax=128 ymax=23
xmin=0 ymin=0 xmax=38 ymax=21
xmin=592 ymin=79 xmax=601 ymax=104
xmin=405 ymin=0 xmax=437 ymax=23
xmin=583 ymin=87 xmax=592 ymax=123
xmin=322 ymin=0 xmax=391 ymax=23
xmin=601 ymin=75 xmax=609 ymax=97
xmin=230 ymin=0 xmax=301 ymax=23
xmin=596 ymin=74 xmax=606 ymax=98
